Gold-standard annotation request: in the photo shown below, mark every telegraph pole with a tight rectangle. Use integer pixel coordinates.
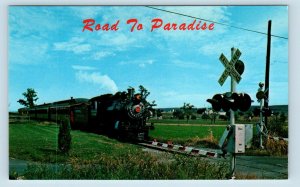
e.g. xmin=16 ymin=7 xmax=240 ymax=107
xmin=264 ymin=20 xmax=272 ymax=127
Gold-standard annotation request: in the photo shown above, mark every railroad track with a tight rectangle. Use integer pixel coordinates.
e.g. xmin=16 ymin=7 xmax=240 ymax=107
xmin=138 ymin=140 xmax=288 ymax=179
xmin=138 ymin=140 xmax=224 ymax=158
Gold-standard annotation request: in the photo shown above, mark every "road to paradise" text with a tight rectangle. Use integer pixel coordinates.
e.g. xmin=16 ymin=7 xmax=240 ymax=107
xmin=82 ymin=18 xmax=215 ymax=32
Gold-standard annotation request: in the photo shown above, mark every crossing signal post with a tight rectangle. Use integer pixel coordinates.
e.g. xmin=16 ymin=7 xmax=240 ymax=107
xmin=257 ymin=82 xmax=265 ymax=149
xmin=208 ymin=47 xmax=251 ymax=179
xmin=256 ymin=82 xmax=271 ymax=149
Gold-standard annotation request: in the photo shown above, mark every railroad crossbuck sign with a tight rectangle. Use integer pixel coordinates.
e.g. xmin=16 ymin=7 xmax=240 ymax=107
xmin=218 ymin=49 xmax=242 ymax=86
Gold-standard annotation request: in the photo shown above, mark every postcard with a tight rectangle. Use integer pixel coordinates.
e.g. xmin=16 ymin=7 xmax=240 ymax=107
xmin=8 ymin=5 xmax=288 ymax=180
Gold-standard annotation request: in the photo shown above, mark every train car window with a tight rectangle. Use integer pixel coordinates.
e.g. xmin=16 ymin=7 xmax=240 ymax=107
xmin=91 ymin=101 xmax=101 ymax=110
xmin=95 ymin=101 xmax=98 ymax=110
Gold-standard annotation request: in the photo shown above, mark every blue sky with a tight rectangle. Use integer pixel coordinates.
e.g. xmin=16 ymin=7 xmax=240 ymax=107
xmin=8 ymin=6 xmax=288 ymax=111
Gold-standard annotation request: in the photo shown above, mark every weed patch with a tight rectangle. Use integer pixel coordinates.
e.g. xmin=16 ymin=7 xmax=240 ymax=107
xmin=265 ymin=138 xmax=288 ymax=156
xmin=22 ymin=152 xmax=229 ymax=179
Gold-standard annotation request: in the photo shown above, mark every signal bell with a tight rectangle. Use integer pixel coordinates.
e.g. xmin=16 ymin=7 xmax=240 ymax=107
xmin=207 ymin=92 xmax=252 ymax=112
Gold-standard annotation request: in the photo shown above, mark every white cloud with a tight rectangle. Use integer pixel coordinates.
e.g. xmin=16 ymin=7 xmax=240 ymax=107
xmin=53 ymin=37 xmax=91 ymax=54
xmin=92 ymin=51 xmax=116 ymax=60
xmin=9 ymin=38 xmax=49 ymax=65
xmin=198 ymin=33 xmax=265 ymax=57
xmin=9 ymin=7 xmax=61 ymax=38
xmin=157 ymin=91 xmax=213 ymax=108
xmin=139 ymin=60 xmax=154 ymax=68
xmin=119 ymin=59 xmax=154 ymax=68
xmin=247 ymin=7 xmax=288 ymax=39
xmin=100 ymin=33 xmax=136 ymax=47
xmin=75 ymin=71 xmax=118 ymax=93
xmin=72 ymin=65 xmax=97 ymax=71
xmin=70 ymin=6 xmax=105 ymax=20
xmin=172 ymin=60 xmax=202 ymax=69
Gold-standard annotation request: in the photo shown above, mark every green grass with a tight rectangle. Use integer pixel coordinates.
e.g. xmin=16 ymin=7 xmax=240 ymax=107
xmin=9 ymin=120 xmax=287 ymax=179
xmin=149 ymin=118 xmax=229 ymax=125
xmin=10 ymin=121 xmax=225 ymax=163
xmin=9 ymin=121 xmax=230 ymax=179
xmin=9 ymin=121 xmax=138 ymax=163
xmin=149 ymin=124 xmax=225 ymax=144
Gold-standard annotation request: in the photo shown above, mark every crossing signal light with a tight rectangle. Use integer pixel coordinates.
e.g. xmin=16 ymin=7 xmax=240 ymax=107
xmin=206 ymin=94 xmax=222 ymax=111
xmin=256 ymin=91 xmax=265 ymax=100
xmin=207 ymin=92 xmax=252 ymax=112
xmin=256 ymin=82 xmax=266 ymax=100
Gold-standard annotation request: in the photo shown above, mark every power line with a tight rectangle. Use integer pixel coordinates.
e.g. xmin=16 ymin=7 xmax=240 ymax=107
xmin=145 ymin=6 xmax=288 ymax=40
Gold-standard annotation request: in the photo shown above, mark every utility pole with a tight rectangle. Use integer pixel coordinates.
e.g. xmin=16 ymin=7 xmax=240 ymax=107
xmin=264 ymin=20 xmax=272 ymax=127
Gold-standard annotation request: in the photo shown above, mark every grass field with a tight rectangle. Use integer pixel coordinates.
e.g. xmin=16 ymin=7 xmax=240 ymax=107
xmin=9 ymin=121 xmax=135 ymax=163
xmin=149 ymin=124 xmax=225 ymax=147
xmin=9 ymin=121 xmax=230 ymax=179
xmin=9 ymin=119 xmax=288 ymax=179
xmin=149 ymin=118 xmax=229 ymax=125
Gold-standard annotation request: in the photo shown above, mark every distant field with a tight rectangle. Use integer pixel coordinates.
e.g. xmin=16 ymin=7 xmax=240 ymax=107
xmin=148 ymin=118 xmax=234 ymax=147
xmin=149 ymin=118 xmax=229 ymax=125
xmin=149 ymin=124 xmax=225 ymax=143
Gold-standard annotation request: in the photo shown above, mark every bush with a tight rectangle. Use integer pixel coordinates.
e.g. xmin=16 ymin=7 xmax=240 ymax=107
xmin=58 ymin=118 xmax=72 ymax=154
xmin=265 ymin=138 xmax=288 ymax=156
xmin=268 ymin=113 xmax=288 ymax=138
xmin=201 ymin=113 xmax=210 ymax=120
xmin=173 ymin=110 xmax=184 ymax=119
xmin=219 ymin=115 xmax=228 ymax=121
xmin=191 ymin=115 xmax=197 ymax=120
xmin=250 ymin=134 xmax=287 ymax=156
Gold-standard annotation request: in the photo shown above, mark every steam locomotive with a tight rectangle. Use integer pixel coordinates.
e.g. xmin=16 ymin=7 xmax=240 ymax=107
xmin=20 ymin=88 xmax=153 ymax=141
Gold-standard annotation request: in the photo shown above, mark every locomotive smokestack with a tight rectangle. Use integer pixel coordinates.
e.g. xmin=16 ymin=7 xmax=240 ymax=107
xmin=127 ymin=88 xmax=134 ymax=98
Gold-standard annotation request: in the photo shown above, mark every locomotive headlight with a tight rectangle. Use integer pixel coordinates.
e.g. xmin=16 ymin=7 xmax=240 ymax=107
xmin=135 ymin=106 xmax=141 ymax=113
xmin=128 ymin=103 xmax=145 ymax=119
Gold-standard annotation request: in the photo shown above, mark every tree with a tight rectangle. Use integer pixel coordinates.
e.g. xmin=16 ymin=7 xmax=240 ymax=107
xmin=156 ymin=109 xmax=163 ymax=119
xmin=173 ymin=109 xmax=184 ymax=119
xmin=210 ymin=111 xmax=218 ymax=124
xmin=279 ymin=112 xmax=287 ymax=123
xmin=137 ymin=85 xmax=156 ymax=117
xmin=202 ymin=113 xmax=210 ymax=120
xmin=17 ymin=88 xmax=38 ymax=108
xmin=180 ymin=103 xmax=195 ymax=123
xmin=197 ymin=108 xmax=206 ymax=115
xmin=244 ymin=111 xmax=254 ymax=121
xmin=138 ymin=85 xmax=150 ymax=100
